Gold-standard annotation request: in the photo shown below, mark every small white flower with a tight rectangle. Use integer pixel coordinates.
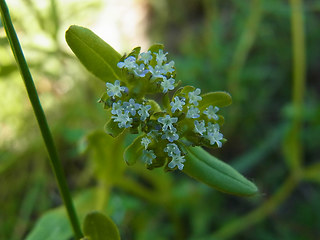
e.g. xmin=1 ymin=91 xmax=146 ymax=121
xmin=117 ymin=56 xmax=137 ymax=70
xmin=188 ymin=88 xmax=202 ymax=106
xmin=207 ymin=122 xmax=220 ymax=133
xmin=139 ymin=51 xmax=153 ymax=64
xmin=160 ymin=77 xmax=175 ymax=93
xmin=186 ymin=106 xmax=200 ymax=118
xmin=111 ymin=100 xmax=123 ymax=115
xmin=138 ymin=104 xmax=151 ymax=121
xmin=161 ymin=61 xmax=175 ymax=74
xmin=155 ymin=49 xmax=168 ymax=65
xmin=111 ymin=112 xmax=132 ymax=128
xmin=141 ymin=137 xmax=151 ymax=149
xmin=142 ymin=149 xmax=156 ymax=165
xmin=123 ymin=99 xmax=141 ymax=116
xmin=161 ymin=128 xmax=179 ymax=142
xmin=206 ymin=130 xmax=223 ymax=148
xmin=106 ymin=80 xmax=126 ymax=98
xmin=194 ymin=120 xmax=206 ymax=135
xmin=157 ymin=115 xmax=178 ymax=131
xmin=133 ymin=63 xmax=149 ymax=77
xmin=168 ymin=155 xmax=185 ymax=170
xmin=164 ymin=143 xmax=181 ymax=157
xmin=203 ymin=105 xmax=219 ymax=120
xmin=170 ymin=96 xmax=185 ymax=113
xmin=148 ymin=65 xmax=164 ymax=79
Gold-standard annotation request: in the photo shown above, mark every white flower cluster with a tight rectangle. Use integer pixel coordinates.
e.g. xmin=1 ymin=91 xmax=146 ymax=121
xmin=102 ymin=47 xmax=225 ymax=171
xmin=117 ymin=50 xmax=176 ymax=93
xmin=110 ymin=98 xmax=151 ymax=128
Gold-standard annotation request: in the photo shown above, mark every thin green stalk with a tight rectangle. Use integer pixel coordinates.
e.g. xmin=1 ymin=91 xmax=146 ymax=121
xmin=0 ymin=1 xmax=83 ymax=239
xmin=283 ymin=0 xmax=306 ymax=174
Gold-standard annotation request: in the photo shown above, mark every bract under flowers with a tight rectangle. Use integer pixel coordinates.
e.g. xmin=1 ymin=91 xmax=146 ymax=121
xmin=100 ymin=45 xmax=226 ymax=171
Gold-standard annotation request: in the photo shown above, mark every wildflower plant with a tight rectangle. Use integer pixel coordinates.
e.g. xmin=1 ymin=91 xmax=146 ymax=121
xmin=66 ymin=25 xmax=258 ymax=197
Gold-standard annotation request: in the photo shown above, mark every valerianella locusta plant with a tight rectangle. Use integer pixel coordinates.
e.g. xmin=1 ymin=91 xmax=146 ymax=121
xmin=66 ymin=25 xmax=258 ymax=197
xmin=100 ymin=47 xmax=227 ymax=171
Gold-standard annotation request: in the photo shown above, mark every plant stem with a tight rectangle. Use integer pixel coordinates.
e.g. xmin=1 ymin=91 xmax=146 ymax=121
xmin=0 ymin=1 xmax=83 ymax=239
xmin=283 ymin=0 xmax=306 ymax=174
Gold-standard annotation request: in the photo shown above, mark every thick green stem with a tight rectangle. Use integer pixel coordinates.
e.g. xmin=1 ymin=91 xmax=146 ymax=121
xmin=0 ymin=1 xmax=83 ymax=239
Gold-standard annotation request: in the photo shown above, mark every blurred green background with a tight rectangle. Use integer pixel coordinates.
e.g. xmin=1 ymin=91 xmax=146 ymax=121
xmin=1 ymin=0 xmax=320 ymax=239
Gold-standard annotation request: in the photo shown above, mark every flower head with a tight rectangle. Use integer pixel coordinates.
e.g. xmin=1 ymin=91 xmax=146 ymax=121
xmin=170 ymin=96 xmax=185 ymax=113
xmin=206 ymin=130 xmax=223 ymax=148
xmin=111 ymin=100 xmax=123 ymax=115
xmin=164 ymin=143 xmax=181 ymax=157
xmin=142 ymin=149 xmax=156 ymax=165
xmin=186 ymin=106 xmax=200 ymax=119
xmin=117 ymin=56 xmax=137 ymax=70
xmin=106 ymin=80 xmax=126 ymax=98
xmin=101 ymin=44 xmax=229 ymax=172
xmin=139 ymin=51 xmax=153 ymax=64
xmin=157 ymin=115 xmax=178 ymax=131
xmin=168 ymin=155 xmax=185 ymax=170
xmin=138 ymin=104 xmax=151 ymax=121
xmin=161 ymin=61 xmax=175 ymax=74
xmin=155 ymin=49 xmax=168 ymax=65
xmin=111 ymin=112 xmax=132 ymax=128
xmin=133 ymin=63 xmax=149 ymax=77
xmin=162 ymin=128 xmax=179 ymax=142
xmin=160 ymin=77 xmax=175 ymax=93
xmin=194 ymin=120 xmax=206 ymax=135
xmin=148 ymin=65 xmax=164 ymax=79
xmin=188 ymin=88 xmax=202 ymax=106
xmin=123 ymin=99 xmax=141 ymax=116
xmin=203 ymin=105 xmax=219 ymax=120
xmin=207 ymin=122 xmax=220 ymax=133
xmin=141 ymin=137 xmax=151 ymax=149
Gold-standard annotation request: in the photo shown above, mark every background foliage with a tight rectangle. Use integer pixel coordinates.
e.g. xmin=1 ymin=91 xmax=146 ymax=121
xmin=1 ymin=0 xmax=320 ymax=239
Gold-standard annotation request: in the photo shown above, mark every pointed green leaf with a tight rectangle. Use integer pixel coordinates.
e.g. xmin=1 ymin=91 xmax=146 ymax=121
xmin=174 ymin=85 xmax=195 ymax=98
xmin=65 ymin=25 xmax=123 ymax=82
xmin=183 ymin=146 xmax=258 ymax=196
xmin=199 ymin=91 xmax=232 ymax=111
xmin=128 ymin=46 xmax=141 ymax=59
xmin=123 ymin=135 xmax=144 ymax=165
xmin=83 ymin=211 xmax=120 ymax=240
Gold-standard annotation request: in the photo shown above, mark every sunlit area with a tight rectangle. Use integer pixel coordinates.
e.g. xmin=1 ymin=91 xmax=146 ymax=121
xmin=1 ymin=0 xmax=320 ymax=239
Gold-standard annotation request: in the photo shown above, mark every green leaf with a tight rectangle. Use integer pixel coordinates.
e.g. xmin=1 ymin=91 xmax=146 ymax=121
xmin=65 ymin=25 xmax=122 ymax=82
xmin=86 ymin=131 xmax=126 ymax=182
xmin=26 ymin=189 xmax=97 ymax=240
xmin=128 ymin=46 xmax=141 ymax=59
xmin=183 ymin=146 xmax=258 ymax=196
xmin=199 ymin=91 xmax=232 ymax=111
xmin=145 ymin=99 xmax=161 ymax=112
xmin=104 ymin=119 xmax=125 ymax=138
xmin=174 ymin=85 xmax=195 ymax=98
xmin=148 ymin=43 xmax=164 ymax=53
xmin=26 ymin=208 xmax=71 ymax=240
xmin=83 ymin=211 xmax=120 ymax=240
xmin=123 ymin=135 xmax=144 ymax=165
